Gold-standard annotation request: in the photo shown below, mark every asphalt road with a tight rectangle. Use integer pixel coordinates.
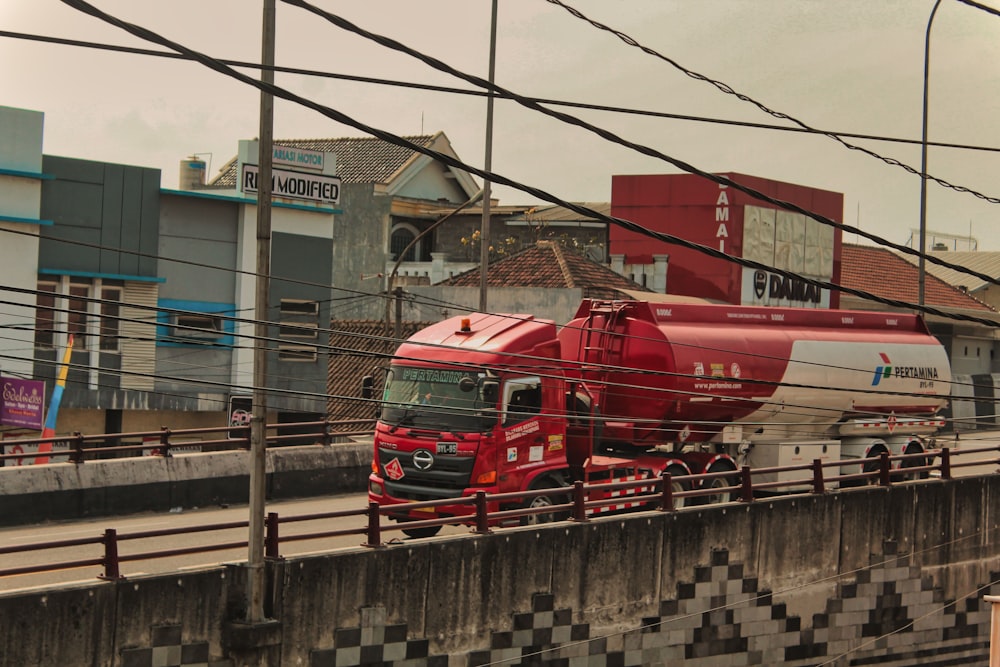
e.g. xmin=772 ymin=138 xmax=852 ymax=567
xmin=0 ymin=493 xmax=468 ymax=594
xmin=1 ymin=433 xmax=996 ymax=594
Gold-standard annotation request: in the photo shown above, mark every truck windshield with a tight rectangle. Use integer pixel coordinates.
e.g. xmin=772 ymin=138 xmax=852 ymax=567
xmin=380 ymin=365 xmax=494 ymax=432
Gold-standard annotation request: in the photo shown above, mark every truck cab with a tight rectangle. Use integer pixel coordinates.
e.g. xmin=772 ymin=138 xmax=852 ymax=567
xmin=368 ymin=314 xmax=571 ymax=535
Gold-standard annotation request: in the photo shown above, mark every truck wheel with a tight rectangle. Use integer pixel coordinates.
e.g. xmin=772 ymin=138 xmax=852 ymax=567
xmin=400 ymin=522 xmax=442 ymax=539
xmin=895 ymin=442 xmax=929 ymax=482
xmin=700 ymin=461 xmax=737 ymax=505
xmin=842 ymin=452 xmax=884 ymax=488
xmin=665 ymin=465 xmax=691 ymax=510
xmin=520 ymin=479 xmax=570 ymax=525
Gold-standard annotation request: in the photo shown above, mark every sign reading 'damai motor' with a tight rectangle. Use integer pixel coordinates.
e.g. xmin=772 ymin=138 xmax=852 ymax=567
xmin=241 ymin=164 xmax=341 ymax=205
xmin=1 ymin=376 xmax=45 ymax=430
xmin=272 ymin=145 xmax=325 ymax=171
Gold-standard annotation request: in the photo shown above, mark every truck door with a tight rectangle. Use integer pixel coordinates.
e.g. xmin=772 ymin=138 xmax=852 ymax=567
xmin=500 ymin=377 xmax=546 ymax=473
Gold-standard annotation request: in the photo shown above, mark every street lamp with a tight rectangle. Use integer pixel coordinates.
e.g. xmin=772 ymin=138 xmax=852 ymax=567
xmin=918 ymin=0 xmax=942 ymax=307
xmin=479 ymin=0 xmax=498 ymax=313
xmin=384 ymin=189 xmax=485 ymax=347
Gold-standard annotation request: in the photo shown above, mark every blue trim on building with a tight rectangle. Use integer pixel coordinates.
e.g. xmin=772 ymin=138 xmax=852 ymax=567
xmin=0 ymin=214 xmax=54 ymax=226
xmin=156 ymin=298 xmax=237 ymax=348
xmin=0 ymin=167 xmax=54 ymax=180
xmin=38 ymin=268 xmax=166 ymax=283
xmin=160 ymin=188 xmax=342 ymax=214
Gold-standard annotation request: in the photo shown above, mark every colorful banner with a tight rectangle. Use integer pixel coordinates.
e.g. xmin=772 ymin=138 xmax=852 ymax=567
xmin=1 ymin=376 xmax=46 ymax=430
xmin=36 ymin=334 xmax=74 ymax=464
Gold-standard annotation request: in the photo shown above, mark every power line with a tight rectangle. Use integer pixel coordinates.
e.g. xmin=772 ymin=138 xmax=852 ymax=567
xmin=544 ymin=0 xmax=1000 ymax=205
xmin=56 ymin=0 xmax=1000 ymax=330
xmin=3 ymin=28 xmax=997 ymax=155
xmin=277 ymin=0 xmax=1000 ymax=312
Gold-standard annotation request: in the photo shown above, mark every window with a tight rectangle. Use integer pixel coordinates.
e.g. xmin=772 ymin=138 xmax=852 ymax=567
xmin=503 ymin=378 xmax=542 ymax=427
xmin=390 ymin=228 xmax=417 ymax=262
xmin=100 ymin=286 xmax=122 ymax=351
xmin=34 ymin=277 xmax=124 ymax=352
xmin=34 ymin=282 xmax=57 ymax=349
xmin=278 ymin=345 xmax=318 ymax=362
xmin=67 ymin=282 xmax=90 ymax=342
xmin=278 ymin=299 xmax=319 ymax=359
xmin=279 ymin=299 xmax=319 ymax=339
xmin=172 ymin=312 xmax=224 ymax=341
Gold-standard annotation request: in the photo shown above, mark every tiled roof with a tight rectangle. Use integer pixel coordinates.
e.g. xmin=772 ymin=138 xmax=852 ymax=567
xmin=437 ymin=240 xmax=651 ymax=298
xmin=896 ymin=250 xmax=1000 ymax=294
xmin=841 ymin=244 xmax=995 ymax=312
xmin=326 ymin=320 xmax=424 ymax=431
xmin=209 ymin=134 xmax=440 ymax=187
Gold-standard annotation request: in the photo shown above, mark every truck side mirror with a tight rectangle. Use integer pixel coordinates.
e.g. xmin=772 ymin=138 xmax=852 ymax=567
xmin=482 ymin=380 xmax=499 ymax=405
xmin=361 ymin=375 xmax=374 ymax=399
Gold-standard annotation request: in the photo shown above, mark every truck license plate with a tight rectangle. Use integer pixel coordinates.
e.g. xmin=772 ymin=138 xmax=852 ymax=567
xmin=436 ymin=442 xmax=457 ymax=455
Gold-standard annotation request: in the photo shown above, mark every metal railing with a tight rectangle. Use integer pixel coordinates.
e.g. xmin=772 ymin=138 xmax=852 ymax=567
xmin=1 ymin=444 xmax=997 ymax=584
xmin=0 ymin=419 xmax=375 ymax=465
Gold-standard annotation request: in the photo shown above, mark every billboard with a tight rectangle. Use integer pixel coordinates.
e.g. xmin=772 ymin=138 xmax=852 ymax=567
xmin=1 ymin=376 xmax=45 ymax=430
xmin=610 ymin=172 xmax=843 ymax=308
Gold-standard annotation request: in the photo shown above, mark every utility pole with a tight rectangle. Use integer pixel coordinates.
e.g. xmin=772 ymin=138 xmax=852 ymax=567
xmin=247 ymin=0 xmax=275 ymax=625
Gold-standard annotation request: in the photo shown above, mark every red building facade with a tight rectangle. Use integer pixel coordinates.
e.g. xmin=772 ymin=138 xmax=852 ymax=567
xmin=610 ymin=173 xmax=843 ymax=308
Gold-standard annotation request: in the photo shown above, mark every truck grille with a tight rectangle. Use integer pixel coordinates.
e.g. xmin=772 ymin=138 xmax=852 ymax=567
xmin=378 ymin=448 xmax=476 ymax=501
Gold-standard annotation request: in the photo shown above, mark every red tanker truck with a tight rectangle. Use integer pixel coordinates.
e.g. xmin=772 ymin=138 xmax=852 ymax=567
xmin=368 ymin=299 xmax=951 ymax=537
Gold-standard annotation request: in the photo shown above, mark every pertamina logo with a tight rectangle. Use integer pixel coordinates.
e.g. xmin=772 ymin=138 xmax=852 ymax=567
xmin=872 ymin=353 xmax=892 ymax=386
xmin=872 ymin=352 xmax=939 ymax=386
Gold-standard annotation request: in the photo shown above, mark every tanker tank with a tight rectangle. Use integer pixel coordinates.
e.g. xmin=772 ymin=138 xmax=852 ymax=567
xmin=559 ymin=300 xmax=951 ymax=446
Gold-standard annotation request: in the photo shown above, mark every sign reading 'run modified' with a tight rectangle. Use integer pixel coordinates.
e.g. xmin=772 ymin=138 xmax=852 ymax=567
xmin=241 ymin=164 xmax=341 ymax=205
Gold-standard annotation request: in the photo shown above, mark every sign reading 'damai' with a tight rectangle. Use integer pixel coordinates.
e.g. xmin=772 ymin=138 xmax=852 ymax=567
xmin=242 ymin=164 xmax=341 ymax=205
xmin=1 ymin=376 xmax=45 ymax=430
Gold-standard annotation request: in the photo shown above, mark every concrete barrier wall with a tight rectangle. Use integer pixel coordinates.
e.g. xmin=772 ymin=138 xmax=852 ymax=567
xmin=0 ymin=442 xmax=372 ymax=526
xmin=1 ymin=476 xmax=999 ymax=666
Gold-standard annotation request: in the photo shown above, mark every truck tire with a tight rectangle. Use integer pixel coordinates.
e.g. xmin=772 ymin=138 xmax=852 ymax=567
xmin=665 ymin=464 xmax=691 ymax=510
xmin=400 ymin=522 xmax=442 ymax=539
xmin=700 ymin=460 xmax=737 ymax=505
xmin=842 ymin=447 xmax=887 ymax=488
xmin=520 ymin=477 xmax=571 ymax=525
xmin=894 ymin=441 xmax=930 ymax=482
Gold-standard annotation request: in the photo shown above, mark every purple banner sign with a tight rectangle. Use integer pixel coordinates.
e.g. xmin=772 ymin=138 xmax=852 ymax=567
xmin=1 ymin=376 xmax=45 ymax=430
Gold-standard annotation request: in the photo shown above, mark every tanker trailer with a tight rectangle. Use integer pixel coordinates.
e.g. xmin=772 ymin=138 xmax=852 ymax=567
xmin=558 ymin=300 xmax=952 ymax=485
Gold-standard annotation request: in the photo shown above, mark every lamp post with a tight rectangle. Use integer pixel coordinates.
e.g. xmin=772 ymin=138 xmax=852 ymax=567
xmin=479 ymin=0 xmax=498 ymax=313
xmin=918 ymin=0 xmax=942 ymax=307
xmin=384 ymin=189 xmax=484 ymax=346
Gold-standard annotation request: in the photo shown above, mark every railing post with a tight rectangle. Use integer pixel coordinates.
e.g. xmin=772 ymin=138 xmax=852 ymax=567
xmin=985 ymin=594 xmax=1000 ymax=665
xmin=659 ymin=471 xmax=675 ymax=512
xmin=265 ymin=512 xmax=280 ymax=559
xmin=739 ymin=466 xmax=754 ymax=503
xmin=159 ymin=426 xmax=172 ymax=458
xmin=571 ymin=481 xmax=588 ymax=522
xmin=363 ymin=502 xmax=383 ymax=548
xmin=939 ymin=447 xmax=951 ymax=480
xmin=879 ymin=451 xmax=892 ymax=487
xmin=322 ymin=422 xmax=333 ymax=447
xmin=70 ymin=432 xmax=85 ymax=464
xmin=474 ymin=491 xmax=491 ymax=534
xmin=101 ymin=528 xmax=122 ymax=580
xmin=812 ymin=459 xmax=825 ymax=494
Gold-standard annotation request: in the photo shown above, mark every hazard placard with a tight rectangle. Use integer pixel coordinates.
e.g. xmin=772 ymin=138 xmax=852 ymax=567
xmin=384 ymin=457 xmax=404 ymax=480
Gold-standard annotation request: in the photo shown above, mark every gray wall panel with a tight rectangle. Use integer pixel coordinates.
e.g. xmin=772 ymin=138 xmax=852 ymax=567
xmin=158 ymin=195 xmax=238 ymax=301
xmin=40 ymin=155 xmax=160 ymax=277
xmin=269 ymin=231 xmax=333 ymax=407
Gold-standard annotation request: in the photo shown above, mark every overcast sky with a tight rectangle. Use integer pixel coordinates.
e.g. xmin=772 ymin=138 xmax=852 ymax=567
xmin=3 ymin=1 xmax=999 ymax=251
